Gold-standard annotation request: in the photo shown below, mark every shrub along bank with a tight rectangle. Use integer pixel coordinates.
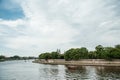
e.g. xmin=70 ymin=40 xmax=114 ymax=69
xmin=39 ymin=44 xmax=120 ymax=60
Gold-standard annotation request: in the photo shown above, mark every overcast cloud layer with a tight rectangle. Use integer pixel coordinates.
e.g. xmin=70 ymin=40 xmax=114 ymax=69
xmin=0 ymin=0 xmax=120 ymax=56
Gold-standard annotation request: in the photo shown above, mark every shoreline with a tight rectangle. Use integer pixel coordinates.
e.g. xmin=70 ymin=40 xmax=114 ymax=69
xmin=0 ymin=59 xmax=5 ymax=62
xmin=33 ymin=59 xmax=120 ymax=67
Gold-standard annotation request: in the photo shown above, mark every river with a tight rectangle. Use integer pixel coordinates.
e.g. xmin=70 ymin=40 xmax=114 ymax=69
xmin=0 ymin=60 xmax=120 ymax=80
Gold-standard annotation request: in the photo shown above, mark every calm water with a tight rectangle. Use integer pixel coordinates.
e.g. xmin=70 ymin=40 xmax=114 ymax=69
xmin=0 ymin=60 xmax=120 ymax=80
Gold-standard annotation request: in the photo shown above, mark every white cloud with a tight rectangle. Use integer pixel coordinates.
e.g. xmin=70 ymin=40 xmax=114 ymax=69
xmin=0 ymin=19 xmax=25 ymax=27
xmin=0 ymin=0 xmax=120 ymax=56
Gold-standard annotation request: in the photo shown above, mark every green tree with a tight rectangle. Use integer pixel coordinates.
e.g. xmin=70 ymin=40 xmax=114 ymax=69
xmin=64 ymin=48 xmax=89 ymax=60
xmin=95 ymin=45 xmax=104 ymax=59
xmin=58 ymin=54 xmax=64 ymax=59
xmin=115 ymin=44 xmax=120 ymax=49
xmin=88 ymin=51 xmax=97 ymax=59
xmin=10 ymin=55 xmax=20 ymax=60
xmin=51 ymin=52 xmax=59 ymax=59
xmin=64 ymin=48 xmax=73 ymax=60
xmin=107 ymin=48 xmax=120 ymax=59
xmin=38 ymin=44 xmax=120 ymax=60
xmin=104 ymin=47 xmax=113 ymax=59
xmin=0 ymin=55 xmax=5 ymax=60
xmin=39 ymin=52 xmax=51 ymax=60
xmin=72 ymin=48 xmax=81 ymax=60
xmin=79 ymin=47 xmax=88 ymax=59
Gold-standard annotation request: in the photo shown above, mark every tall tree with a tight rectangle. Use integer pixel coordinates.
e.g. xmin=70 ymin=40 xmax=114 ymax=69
xmin=95 ymin=45 xmax=104 ymax=59
xmin=115 ymin=44 xmax=120 ymax=49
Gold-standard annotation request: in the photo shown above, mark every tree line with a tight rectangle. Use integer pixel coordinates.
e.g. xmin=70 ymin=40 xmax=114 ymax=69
xmin=39 ymin=44 xmax=120 ymax=60
xmin=39 ymin=49 xmax=64 ymax=60
xmin=0 ymin=55 xmax=37 ymax=61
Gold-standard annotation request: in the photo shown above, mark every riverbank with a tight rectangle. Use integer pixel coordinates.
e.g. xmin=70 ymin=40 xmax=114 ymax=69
xmin=33 ymin=59 xmax=120 ymax=66
xmin=0 ymin=59 xmax=5 ymax=62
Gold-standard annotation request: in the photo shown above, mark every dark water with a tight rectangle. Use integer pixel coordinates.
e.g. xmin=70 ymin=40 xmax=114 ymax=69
xmin=0 ymin=60 xmax=120 ymax=80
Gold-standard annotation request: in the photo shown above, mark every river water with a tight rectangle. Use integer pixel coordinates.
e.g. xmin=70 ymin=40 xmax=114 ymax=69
xmin=0 ymin=60 xmax=120 ymax=80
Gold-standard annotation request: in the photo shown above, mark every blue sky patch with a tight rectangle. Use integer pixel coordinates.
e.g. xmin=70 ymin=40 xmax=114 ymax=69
xmin=0 ymin=0 xmax=24 ymax=20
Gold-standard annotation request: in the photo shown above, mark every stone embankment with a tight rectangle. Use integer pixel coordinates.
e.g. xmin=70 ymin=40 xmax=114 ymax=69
xmin=33 ymin=59 xmax=120 ymax=66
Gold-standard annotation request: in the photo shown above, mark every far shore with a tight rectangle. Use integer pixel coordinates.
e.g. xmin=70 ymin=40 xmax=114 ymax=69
xmin=0 ymin=59 xmax=5 ymax=62
xmin=33 ymin=59 xmax=120 ymax=66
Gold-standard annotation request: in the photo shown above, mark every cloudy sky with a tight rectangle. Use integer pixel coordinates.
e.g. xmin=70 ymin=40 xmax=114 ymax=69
xmin=0 ymin=0 xmax=120 ymax=56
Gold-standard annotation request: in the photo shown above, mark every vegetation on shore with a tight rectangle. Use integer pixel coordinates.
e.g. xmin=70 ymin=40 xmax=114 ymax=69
xmin=0 ymin=55 xmax=6 ymax=61
xmin=39 ymin=49 xmax=64 ymax=60
xmin=0 ymin=55 xmax=36 ymax=61
xmin=39 ymin=44 xmax=120 ymax=60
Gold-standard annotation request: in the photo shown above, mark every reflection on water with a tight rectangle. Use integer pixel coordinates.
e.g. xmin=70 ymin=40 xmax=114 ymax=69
xmin=65 ymin=66 xmax=120 ymax=80
xmin=65 ymin=66 xmax=87 ymax=80
xmin=0 ymin=60 xmax=120 ymax=80
xmin=65 ymin=66 xmax=98 ymax=80
xmin=96 ymin=66 xmax=120 ymax=80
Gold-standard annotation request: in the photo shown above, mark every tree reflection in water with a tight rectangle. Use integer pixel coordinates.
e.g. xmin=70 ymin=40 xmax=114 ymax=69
xmin=65 ymin=65 xmax=87 ymax=80
xmin=38 ymin=64 xmax=120 ymax=80
xmin=65 ymin=65 xmax=120 ymax=80
xmin=39 ymin=64 xmax=59 ymax=80
xmin=96 ymin=66 xmax=120 ymax=80
xmin=1 ymin=60 xmax=120 ymax=80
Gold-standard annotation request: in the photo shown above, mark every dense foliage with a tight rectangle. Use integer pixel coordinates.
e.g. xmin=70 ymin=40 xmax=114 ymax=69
xmin=39 ymin=44 xmax=120 ymax=60
xmin=64 ymin=47 xmax=88 ymax=60
xmin=39 ymin=51 xmax=64 ymax=60
xmin=0 ymin=55 xmax=37 ymax=61
xmin=9 ymin=55 xmax=21 ymax=60
xmin=0 ymin=55 xmax=5 ymax=60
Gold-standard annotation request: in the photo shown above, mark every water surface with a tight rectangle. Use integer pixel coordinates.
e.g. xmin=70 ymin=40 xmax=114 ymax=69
xmin=0 ymin=60 xmax=120 ymax=80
